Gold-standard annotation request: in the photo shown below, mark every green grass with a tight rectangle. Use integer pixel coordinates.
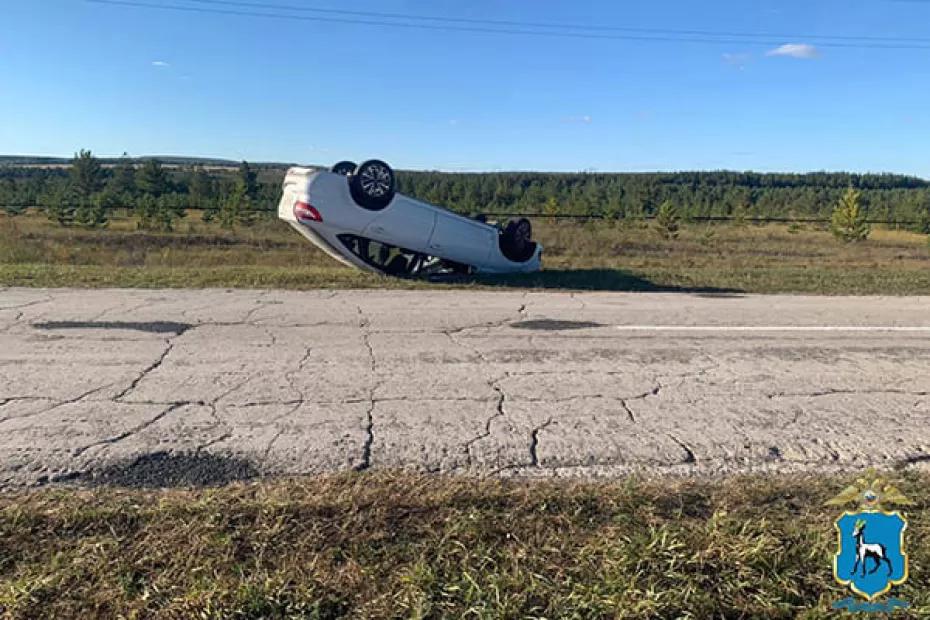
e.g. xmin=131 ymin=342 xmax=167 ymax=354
xmin=1 ymin=472 xmax=928 ymax=619
xmin=3 ymin=211 xmax=930 ymax=293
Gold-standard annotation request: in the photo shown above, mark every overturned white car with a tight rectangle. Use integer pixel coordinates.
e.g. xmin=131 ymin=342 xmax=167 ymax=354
xmin=278 ymin=160 xmax=542 ymax=277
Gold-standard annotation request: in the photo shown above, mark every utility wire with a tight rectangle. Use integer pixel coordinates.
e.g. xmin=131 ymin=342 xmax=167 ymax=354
xmin=86 ymin=0 xmax=930 ymax=50
xmin=183 ymin=0 xmax=930 ymax=45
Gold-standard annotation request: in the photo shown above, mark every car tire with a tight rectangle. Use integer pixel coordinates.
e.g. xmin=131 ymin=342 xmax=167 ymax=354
xmin=331 ymin=161 xmax=357 ymax=176
xmin=501 ymin=218 xmax=535 ymax=262
xmin=512 ymin=218 xmax=532 ymax=246
xmin=350 ymin=159 xmax=396 ymax=210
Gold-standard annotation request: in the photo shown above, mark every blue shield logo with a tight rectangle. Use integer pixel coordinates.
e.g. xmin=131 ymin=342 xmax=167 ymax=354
xmin=834 ymin=510 xmax=908 ymax=600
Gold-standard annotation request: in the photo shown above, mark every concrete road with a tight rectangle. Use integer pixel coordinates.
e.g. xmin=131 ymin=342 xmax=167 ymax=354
xmin=2 ymin=288 xmax=930 ymax=488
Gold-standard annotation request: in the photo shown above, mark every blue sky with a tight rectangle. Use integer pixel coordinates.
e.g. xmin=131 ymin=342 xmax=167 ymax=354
xmin=2 ymin=0 xmax=930 ymax=175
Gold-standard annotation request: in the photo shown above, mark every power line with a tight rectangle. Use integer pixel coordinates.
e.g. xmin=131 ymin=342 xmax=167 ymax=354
xmin=86 ymin=0 xmax=930 ymax=50
xmin=183 ymin=0 xmax=930 ymax=45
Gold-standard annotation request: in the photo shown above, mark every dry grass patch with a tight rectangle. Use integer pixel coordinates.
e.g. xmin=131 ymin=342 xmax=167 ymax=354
xmin=3 ymin=212 xmax=930 ymax=293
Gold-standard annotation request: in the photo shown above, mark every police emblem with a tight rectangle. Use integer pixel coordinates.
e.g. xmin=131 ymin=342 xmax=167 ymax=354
xmin=827 ymin=473 xmax=913 ymax=603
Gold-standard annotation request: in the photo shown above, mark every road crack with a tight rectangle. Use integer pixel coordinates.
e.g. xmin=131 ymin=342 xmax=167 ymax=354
xmin=767 ymin=388 xmax=930 ymax=399
xmin=463 ymin=377 xmax=509 ymax=467
xmin=667 ymin=433 xmax=697 ymax=464
xmin=72 ymin=402 xmax=186 ymax=458
xmin=356 ymin=305 xmax=379 ymax=471
xmin=620 ymin=399 xmax=636 ymax=423
xmin=0 ymin=386 xmax=114 ymax=426
xmin=529 ymin=418 xmax=553 ymax=467
xmin=113 ymin=340 xmax=175 ymax=401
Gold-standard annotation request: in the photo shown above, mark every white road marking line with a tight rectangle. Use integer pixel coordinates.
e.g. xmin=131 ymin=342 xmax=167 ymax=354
xmin=614 ymin=325 xmax=930 ymax=332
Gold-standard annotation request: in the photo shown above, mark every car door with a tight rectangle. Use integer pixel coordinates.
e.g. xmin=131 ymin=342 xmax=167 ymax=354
xmin=427 ymin=212 xmax=495 ymax=266
xmin=363 ymin=196 xmax=437 ymax=252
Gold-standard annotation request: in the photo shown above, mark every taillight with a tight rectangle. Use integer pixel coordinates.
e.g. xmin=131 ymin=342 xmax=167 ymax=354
xmin=294 ymin=200 xmax=322 ymax=223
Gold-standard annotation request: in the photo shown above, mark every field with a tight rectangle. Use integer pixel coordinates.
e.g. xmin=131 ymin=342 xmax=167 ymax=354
xmin=2 ymin=210 xmax=930 ymax=294
xmin=1 ymin=472 xmax=927 ymax=619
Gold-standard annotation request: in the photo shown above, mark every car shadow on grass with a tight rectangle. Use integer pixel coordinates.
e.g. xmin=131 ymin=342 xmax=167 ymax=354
xmin=473 ymin=268 xmax=744 ymax=295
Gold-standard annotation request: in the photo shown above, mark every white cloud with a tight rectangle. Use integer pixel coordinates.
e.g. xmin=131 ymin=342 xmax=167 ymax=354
xmin=564 ymin=115 xmax=592 ymax=124
xmin=765 ymin=44 xmax=820 ymax=59
xmin=151 ymin=60 xmax=170 ymax=67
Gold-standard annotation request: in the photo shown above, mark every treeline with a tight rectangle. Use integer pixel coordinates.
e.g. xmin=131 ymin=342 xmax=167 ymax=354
xmin=0 ymin=151 xmax=281 ymax=230
xmin=396 ymin=170 xmax=930 ymax=226
xmin=2 ymin=151 xmax=929 ymax=231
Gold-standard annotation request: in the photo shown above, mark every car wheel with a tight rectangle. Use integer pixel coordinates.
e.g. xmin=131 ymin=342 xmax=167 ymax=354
xmin=512 ymin=218 xmax=532 ymax=246
xmin=331 ymin=161 xmax=357 ymax=176
xmin=501 ymin=218 xmax=535 ymax=262
xmin=350 ymin=159 xmax=396 ymax=210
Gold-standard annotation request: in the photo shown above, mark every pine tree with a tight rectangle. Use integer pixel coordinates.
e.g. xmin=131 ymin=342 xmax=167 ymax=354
xmin=603 ymin=193 xmax=623 ymax=221
xmin=74 ymin=203 xmax=96 ymax=228
xmin=136 ymin=159 xmax=169 ymax=197
xmin=731 ymin=202 xmax=749 ymax=226
xmin=655 ymin=200 xmax=680 ymax=240
xmin=68 ymin=150 xmax=106 ymax=227
xmin=237 ymin=161 xmax=259 ymax=200
xmin=135 ymin=194 xmax=158 ymax=230
xmin=189 ymin=166 xmax=215 ymax=208
xmin=92 ymin=189 xmax=118 ymax=228
xmin=543 ymin=196 xmax=559 ymax=221
xmin=110 ymin=154 xmax=136 ymax=198
xmin=44 ymin=185 xmax=75 ymax=226
xmin=218 ymin=186 xmax=245 ymax=229
xmin=233 ymin=173 xmax=259 ymax=226
xmin=74 ymin=195 xmax=110 ymax=229
xmin=830 ymin=187 xmax=870 ymax=242
xmin=69 ymin=149 xmax=104 ymax=202
xmin=155 ymin=194 xmax=185 ymax=231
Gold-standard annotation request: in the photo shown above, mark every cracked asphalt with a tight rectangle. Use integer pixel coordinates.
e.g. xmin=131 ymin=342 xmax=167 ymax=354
xmin=2 ymin=287 xmax=930 ymax=488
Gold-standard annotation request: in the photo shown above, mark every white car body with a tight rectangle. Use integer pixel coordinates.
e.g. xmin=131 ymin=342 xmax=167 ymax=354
xmin=278 ymin=167 xmax=543 ymax=275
